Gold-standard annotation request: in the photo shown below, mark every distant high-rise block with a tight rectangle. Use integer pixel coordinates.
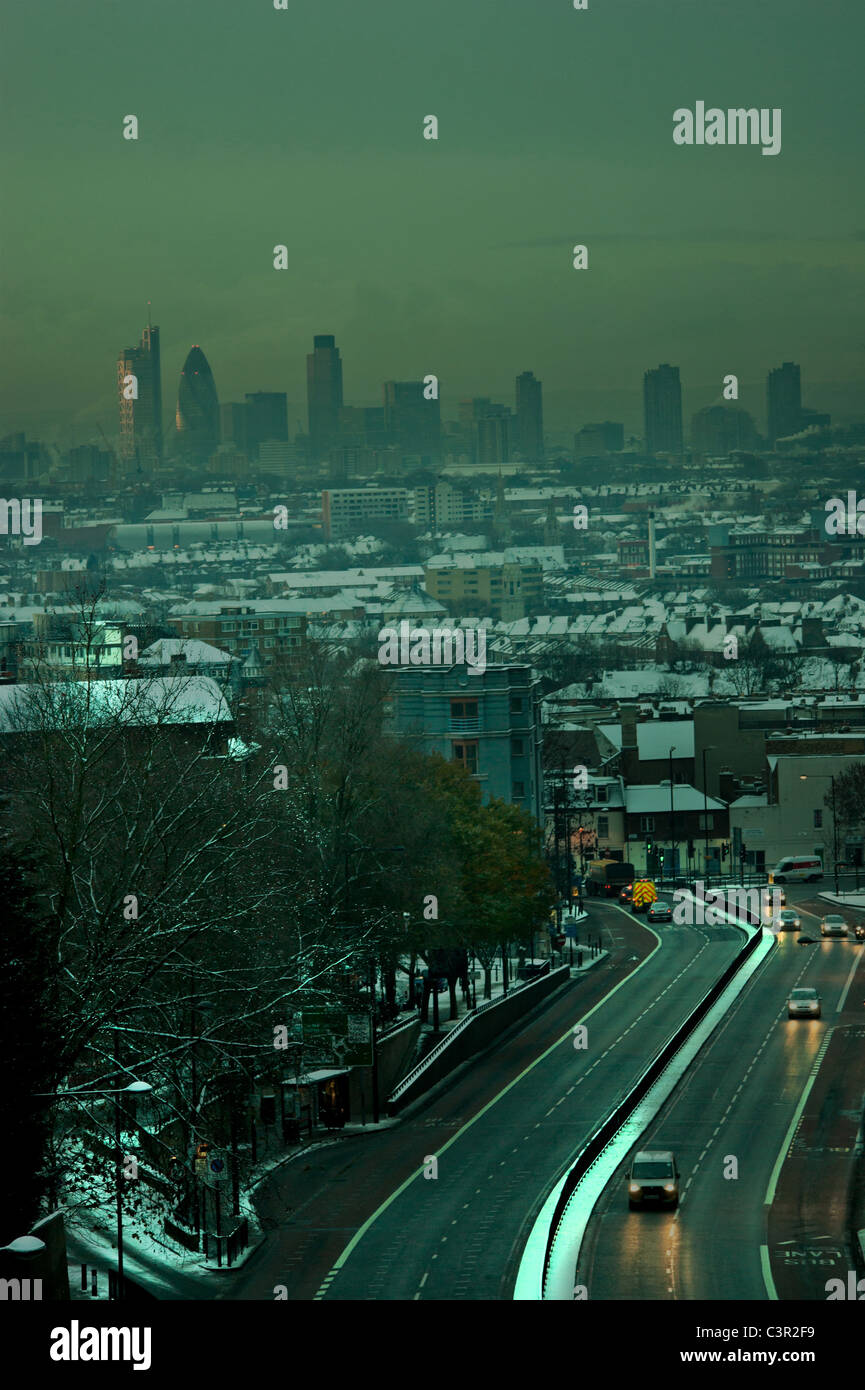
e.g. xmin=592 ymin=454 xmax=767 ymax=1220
xmin=691 ymin=405 xmax=757 ymax=456
xmin=383 ymin=381 xmax=441 ymax=457
xmin=175 ymin=346 xmax=219 ymax=463
xmin=766 ymin=361 xmax=802 ymax=445
xmin=307 ymin=334 xmax=343 ymax=457
xmin=643 ymin=364 xmax=683 ymax=455
xmin=574 ymin=421 xmax=624 ymax=457
xmin=220 ymin=402 xmax=249 ymax=453
xmin=117 ymin=318 xmax=163 ymax=467
xmin=515 ymin=371 xmax=543 ymax=458
xmin=245 ymin=392 xmax=289 ymax=453
xmin=475 ymin=410 xmax=511 ymax=464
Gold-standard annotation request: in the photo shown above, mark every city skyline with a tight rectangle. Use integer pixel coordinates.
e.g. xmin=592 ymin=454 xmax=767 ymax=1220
xmin=1 ymin=0 xmax=863 ymax=442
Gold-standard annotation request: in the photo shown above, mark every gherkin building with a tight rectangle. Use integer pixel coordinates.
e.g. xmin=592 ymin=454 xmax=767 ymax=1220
xmin=175 ymin=345 xmax=219 ymax=463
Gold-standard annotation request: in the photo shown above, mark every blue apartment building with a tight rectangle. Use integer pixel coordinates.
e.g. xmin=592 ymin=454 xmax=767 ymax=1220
xmin=385 ymin=663 xmax=544 ymax=825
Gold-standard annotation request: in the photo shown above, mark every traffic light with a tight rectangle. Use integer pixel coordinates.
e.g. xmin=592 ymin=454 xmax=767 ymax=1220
xmin=739 ymin=843 xmax=747 ymax=861
xmin=687 ymin=839 xmax=695 ymax=859
xmin=721 ymin=842 xmax=729 ymax=860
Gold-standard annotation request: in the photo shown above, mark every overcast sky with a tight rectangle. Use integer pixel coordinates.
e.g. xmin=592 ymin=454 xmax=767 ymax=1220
xmin=1 ymin=0 xmax=862 ymax=444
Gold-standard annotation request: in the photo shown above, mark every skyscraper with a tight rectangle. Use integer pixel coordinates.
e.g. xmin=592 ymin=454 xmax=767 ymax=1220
xmin=475 ymin=409 xmax=510 ymax=464
xmin=766 ymin=361 xmax=802 ymax=445
xmin=306 ymin=334 xmax=343 ymax=458
xmin=245 ymin=392 xmax=289 ymax=455
xmin=383 ymin=380 xmax=441 ymax=457
xmin=117 ymin=315 xmax=162 ymax=469
xmin=515 ymin=371 xmax=543 ymax=459
xmin=175 ymin=345 xmax=219 ymax=463
xmin=643 ymin=364 xmax=683 ymax=455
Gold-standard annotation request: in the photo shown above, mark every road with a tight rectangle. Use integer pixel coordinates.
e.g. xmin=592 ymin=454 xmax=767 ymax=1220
xmin=579 ymin=887 xmax=865 ymax=1300
xmin=233 ymin=899 xmax=746 ymax=1300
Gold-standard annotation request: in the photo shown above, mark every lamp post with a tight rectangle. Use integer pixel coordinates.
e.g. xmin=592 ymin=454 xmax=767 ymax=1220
xmin=35 ymin=1079 xmax=152 ymax=1299
xmin=799 ymin=773 xmax=840 ymax=893
xmin=702 ymin=745 xmax=715 ymax=886
xmin=668 ymin=747 xmax=677 ymax=884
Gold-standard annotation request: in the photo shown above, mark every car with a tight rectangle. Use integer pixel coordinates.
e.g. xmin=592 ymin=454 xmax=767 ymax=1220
xmin=619 ymin=884 xmax=634 ymax=905
xmin=855 ymin=923 xmax=865 ymax=941
xmin=647 ymin=900 xmax=673 ymax=923
xmin=820 ymin=914 xmax=849 ymax=937
xmin=627 ymin=1150 xmax=679 ymax=1209
xmin=797 ymin=932 xmax=818 ymax=944
xmin=774 ymin=908 xmax=802 ymax=931
xmin=787 ymin=986 xmax=821 ymax=1018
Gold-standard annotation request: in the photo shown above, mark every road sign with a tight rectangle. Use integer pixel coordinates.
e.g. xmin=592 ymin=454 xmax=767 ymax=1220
xmin=210 ymin=1157 xmax=225 ymax=1173
xmin=564 ymin=924 xmax=578 ymax=939
xmin=293 ymin=1007 xmax=373 ymax=1066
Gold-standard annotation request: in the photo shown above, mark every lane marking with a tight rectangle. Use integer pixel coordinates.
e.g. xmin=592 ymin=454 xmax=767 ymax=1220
xmin=836 ymin=946 xmax=864 ymax=1013
xmin=760 ymin=1245 xmax=779 ymax=1300
xmin=763 ymin=1029 xmax=833 ymax=1208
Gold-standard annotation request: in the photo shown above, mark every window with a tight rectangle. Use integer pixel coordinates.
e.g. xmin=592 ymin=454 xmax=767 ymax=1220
xmin=639 ymin=815 xmax=655 ymax=833
xmin=264 ymin=619 xmax=275 ymax=630
xmin=511 ymin=738 xmax=524 ymax=756
xmin=510 ymin=696 xmax=523 ymax=714
xmin=597 ymin=815 xmax=609 ymax=837
xmin=513 ymin=780 xmax=525 ymax=798
xmin=221 ymin=622 xmax=236 ymax=633
xmin=698 ymin=813 xmax=714 ymax=831
xmin=452 ymin=741 xmax=479 ymax=775
xmin=595 ymin=785 xmax=608 ymax=803
xmin=451 ymin=699 xmax=478 ymax=719
xmin=813 ymin=810 xmax=823 ymax=828
xmin=264 ymin=638 xmax=274 ymax=649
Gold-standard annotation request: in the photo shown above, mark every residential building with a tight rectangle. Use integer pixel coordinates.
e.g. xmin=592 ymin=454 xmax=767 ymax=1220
xmin=385 ymin=663 xmax=544 ymax=823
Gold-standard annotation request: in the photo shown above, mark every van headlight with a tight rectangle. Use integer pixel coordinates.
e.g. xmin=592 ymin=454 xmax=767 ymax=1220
xmin=628 ymin=1183 xmax=641 ymax=1194
xmin=809 ymin=1003 xmax=818 ymax=1011
xmin=663 ymin=1182 xmax=676 ymax=1193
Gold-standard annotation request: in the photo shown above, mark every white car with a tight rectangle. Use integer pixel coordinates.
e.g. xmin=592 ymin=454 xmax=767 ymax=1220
xmin=787 ymin=986 xmax=821 ymax=1018
xmin=820 ymin=914 xmax=848 ymax=937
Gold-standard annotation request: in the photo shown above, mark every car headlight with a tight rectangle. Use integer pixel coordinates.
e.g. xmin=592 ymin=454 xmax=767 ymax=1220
xmin=628 ymin=1182 xmax=641 ymax=1194
xmin=663 ymin=1182 xmax=676 ymax=1193
xmin=809 ymin=1003 xmax=818 ymax=1011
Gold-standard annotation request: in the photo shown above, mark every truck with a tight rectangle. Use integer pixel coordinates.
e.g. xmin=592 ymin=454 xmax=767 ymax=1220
xmin=631 ymin=879 xmax=658 ymax=913
xmin=586 ymin=858 xmax=635 ymax=898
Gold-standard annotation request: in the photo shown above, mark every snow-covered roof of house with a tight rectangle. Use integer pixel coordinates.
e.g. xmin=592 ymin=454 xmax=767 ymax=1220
xmin=0 ymin=675 xmax=233 ymax=733
xmin=139 ymin=638 xmax=231 ymax=666
xmin=625 ymin=784 xmax=726 ymax=813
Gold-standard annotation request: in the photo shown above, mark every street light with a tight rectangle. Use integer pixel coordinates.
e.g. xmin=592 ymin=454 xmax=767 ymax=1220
xmin=35 ymin=1080 xmax=152 ymax=1299
xmin=668 ymin=747 xmax=677 ymax=884
xmin=799 ymin=773 xmax=840 ymax=893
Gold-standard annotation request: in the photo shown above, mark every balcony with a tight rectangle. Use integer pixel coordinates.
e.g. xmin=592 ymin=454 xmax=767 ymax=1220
xmin=450 ymin=717 xmax=480 ymax=735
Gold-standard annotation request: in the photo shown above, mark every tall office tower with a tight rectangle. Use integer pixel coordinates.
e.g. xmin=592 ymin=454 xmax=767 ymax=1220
xmin=245 ymin=392 xmax=289 ymax=455
xmin=175 ymin=345 xmax=219 ymax=463
xmin=475 ymin=409 xmax=510 ymax=464
xmin=383 ymin=380 xmax=442 ymax=457
xmin=220 ymin=402 xmax=249 ymax=453
xmin=306 ymin=334 xmax=343 ymax=457
xmin=766 ymin=361 xmax=802 ymax=445
xmin=117 ymin=315 xmax=163 ymax=468
xmin=574 ymin=421 xmax=625 ymax=457
xmin=643 ymin=364 xmax=683 ymax=455
xmin=515 ymin=371 xmax=544 ymax=458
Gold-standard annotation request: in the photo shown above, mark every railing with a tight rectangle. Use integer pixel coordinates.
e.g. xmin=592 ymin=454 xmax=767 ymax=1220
xmin=389 ymin=967 xmax=567 ymax=1105
xmin=449 ymin=717 xmax=481 ymax=735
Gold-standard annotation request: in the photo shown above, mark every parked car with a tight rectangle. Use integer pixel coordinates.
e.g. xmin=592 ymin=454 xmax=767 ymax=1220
xmin=787 ymin=986 xmax=821 ymax=1019
xmin=820 ymin=914 xmax=848 ymax=937
xmin=774 ymin=908 xmax=802 ymax=931
xmin=627 ymin=1150 xmax=679 ymax=1209
xmin=647 ymin=899 xmax=673 ymax=923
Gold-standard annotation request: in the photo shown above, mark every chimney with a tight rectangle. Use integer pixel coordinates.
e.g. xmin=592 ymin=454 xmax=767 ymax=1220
xmin=620 ymin=705 xmax=638 ymax=750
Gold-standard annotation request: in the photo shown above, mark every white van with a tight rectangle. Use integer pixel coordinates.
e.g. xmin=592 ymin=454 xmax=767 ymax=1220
xmin=772 ymin=855 xmax=823 ymax=883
